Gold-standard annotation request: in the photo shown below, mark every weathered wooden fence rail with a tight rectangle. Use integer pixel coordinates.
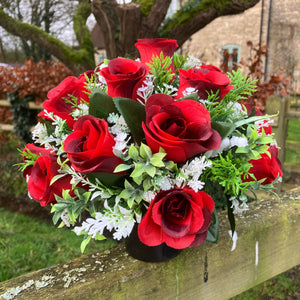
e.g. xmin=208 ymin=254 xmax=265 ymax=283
xmin=0 ymin=187 xmax=299 ymax=300
xmin=264 ymin=96 xmax=300 ymax=173
xmin=0 ymin=99 xmax=42 ymax=132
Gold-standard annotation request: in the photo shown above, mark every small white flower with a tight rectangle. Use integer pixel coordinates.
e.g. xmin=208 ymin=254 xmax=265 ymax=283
xmin=60 ymin=208 xmax=74 ymax=227
xmin=230 ymin=136 xmax=248 ymax=148
xmin=184 ymin=56 xmax=202 ymax=69
xmin=182 ymin=87 xmax=197 ymax=97
xmin=188 ymin=180 xmax=205 ymax=192
xmin=32 ymin=122 xmax=48 ymax=142
xmin=143 ymin=190 xmax=156 ymax=202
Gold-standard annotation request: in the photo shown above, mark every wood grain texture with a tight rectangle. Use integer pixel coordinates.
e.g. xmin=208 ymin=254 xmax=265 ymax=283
xmin=0 ymin=187 xmax=299 ymax=300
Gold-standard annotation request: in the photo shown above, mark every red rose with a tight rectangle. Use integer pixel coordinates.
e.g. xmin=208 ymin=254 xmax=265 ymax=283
xmin=135 ymin=38 xmax=178 ymax=65
xmin=243 ymin=145 xmax=283 ymax=185
xmin=100 ymin=58 xmax=147 ymax=99
xmin=63 ymin=115 xmax=122 ymax=174
xmin=138 ymin=187 xmax=215 ymax=249
xmin=39 ymin=75 xmax=90 ymax=128
xmin=176 ymin=65 xmax=234 ymax=100
xmin=142 ymin=94 xmax=222 ymax=163
xmin=23 ymin=144 xmax=73 ymax=207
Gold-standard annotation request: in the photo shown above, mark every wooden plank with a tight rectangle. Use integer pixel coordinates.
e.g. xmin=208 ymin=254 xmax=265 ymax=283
xmin=0 ymin=99 xmax=42 ymax=110
xmin=0 ymin=124 xmax=13 ymax=131
xmin=285 ymin=140 xmax=300 ymax=152
xmin=0 ymin=188 xmax=299 ymax=300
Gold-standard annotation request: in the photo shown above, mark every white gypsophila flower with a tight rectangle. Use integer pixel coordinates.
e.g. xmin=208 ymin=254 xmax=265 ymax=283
xmin=230 ymin=196 xmax=249 ymax=214
xmin=182 ymin=156 xmax=212 ymax=179
xmin=174 ymin=174 xmax=185 ymax=188
xmin=155 ymin=83 xmax=178 ymax=97
xmin=155 ymin=175 xmax=173 ymax=191
xmin=136 ymin=75 xmax=154 ymax=104
xmin=74 ymin=200 xmax=135 ymax=240
xmin=60 ymin=208 xmax=74 ymax=227
xmin=143 ymin=190 xmax=157 ymax=203
xmin=71 ymin=103 xmax=89 ymax=119
xmin=205 ymin=137 xmax=231 ymax=158
xmin=230 ymin=136 xmax=248 ymax=148
xmin=113 ymin=132 xmax=129 ymax=157
xmin=188 ymin=180 xmax=205 ymax=192
xmin=182 ymin=87 xmax=197 ymax=97
xmin=108 ymin=114 xmax=129 ymax=135
xmin=32 ymin=122 xmax=48 ymax=142
xmin=183 ymin=56 xmax=202 ymax=69
xmin=228 ymin=101 xmax=247 ymax=120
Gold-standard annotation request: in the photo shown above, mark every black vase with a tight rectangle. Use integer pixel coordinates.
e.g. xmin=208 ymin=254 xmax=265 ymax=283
xmin=125 ymin=223 xmax=181 ymax=262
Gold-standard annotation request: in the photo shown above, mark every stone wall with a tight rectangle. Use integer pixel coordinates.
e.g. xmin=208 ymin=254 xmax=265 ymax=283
xmin=181 ymin=0 xmax=300 ymax=92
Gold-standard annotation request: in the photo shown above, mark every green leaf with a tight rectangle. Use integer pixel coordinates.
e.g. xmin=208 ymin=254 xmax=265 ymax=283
xmin=113 ymin=97 xmax=146 ymax=144
xmin=128 ymin=144 xmax=139 ymax=160
xmin=150 ymin=152 xmax=166 ymax=167
xmin=80 ymin=235 xmax=92 ymax=253
xmin=177 ymin=92 xmax=199 ymax=102
xmin=139 ymin=143 xmax=152 ymax=160
xmin=145 ymin=165 xmax=156 ymax=177
xmin=114 ymin=163 xmax=132 ymax=173
xmin=131 ymin=163 xmax=145 ymax=179
xmin=206 ymin=210 xmax=219 ymax=243
xmin=86 ymin=172 xmax=124 ymax=187
xmin=89 ymin=89 xmax=117 ymax=119
xmin=52 ymin=212 xmax=62 ymax=225
xmin=211 ymin=121 xmax=235 ymax=139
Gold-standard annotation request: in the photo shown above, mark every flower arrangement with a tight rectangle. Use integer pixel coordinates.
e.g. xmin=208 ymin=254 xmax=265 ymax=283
xmin=19 ymin=38 xmax=282 ymax=259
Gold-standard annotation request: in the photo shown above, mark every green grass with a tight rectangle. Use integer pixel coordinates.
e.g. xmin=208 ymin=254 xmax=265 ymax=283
xmin=285 ymin=119 xmax=300 ymax=165
xmin=0 ymin=207 xmax=116 ymax=282
xmin=230 ymin=267 xmax=300 ymax=300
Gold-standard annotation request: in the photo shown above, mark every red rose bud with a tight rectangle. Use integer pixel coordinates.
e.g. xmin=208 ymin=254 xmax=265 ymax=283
xmin=176 ymin=65 xmax=234 ymax=100
xmin=38 ymin=75 xmax=90 ymax=129
xmin=138 ymin=188 xmax=215 ymax=249
xmin=63 ymin=115 xmax=123 ymax=174
xmin=100 ymin=58 xmax=147 ymax=99
xmin=142 ymin=94 xmax=221 ymax=163
xmin=23 ymin=144 xmax=73 ymax=207
xmin=135 ymin=38 xmax=178 ymax=65
xmin=242 ymin=145 xmax=283 ymax=185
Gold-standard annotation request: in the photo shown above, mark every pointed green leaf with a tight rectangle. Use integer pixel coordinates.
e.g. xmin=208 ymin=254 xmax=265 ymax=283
xmin=145 ymin=165 xmax=156 ymax=177
xmin=80 ymin=235 xmax=92 ymax=253
xmin=140 ymin=143 xmax=152 ymax=160
xmin=114 ymin=163 xmax=132 ymax=173
xmin=128 ymin=144 xmax=139 ymax=160
xmin=177 ymin=92 xmax=199 ymax=102
xmin=211 ymin=121 xmax=235 ymax=139
xmin=113 ymin=97 xmax=146 ymax=144
xmin=86 ymin=172 xmax=124 ymax=187
xmin=89 ymin=88 xmax=117 ymax=119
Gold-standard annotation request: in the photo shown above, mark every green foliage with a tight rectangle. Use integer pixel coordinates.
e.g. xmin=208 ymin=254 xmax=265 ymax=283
xmin=89 ymin=88 xmax=118 ymax=119
xmin=225 ymin=69 xmax=258 ymax=101
xmin=133 ymin=0 xmax=156 ymax=16
xmin=113 ymin=97 xmax=146 ymax=144
xmin=205 ymin=151 xmax=252 ymax=197
xmin=147 ymin=52 xmax=175 ymax=88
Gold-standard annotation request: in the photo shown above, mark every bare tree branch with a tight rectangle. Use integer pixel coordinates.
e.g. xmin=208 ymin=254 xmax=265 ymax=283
xmin=0 ymin=6 xmax=94 ymax=74
xmin=161 ymin=0 xmax=260 ymax=47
